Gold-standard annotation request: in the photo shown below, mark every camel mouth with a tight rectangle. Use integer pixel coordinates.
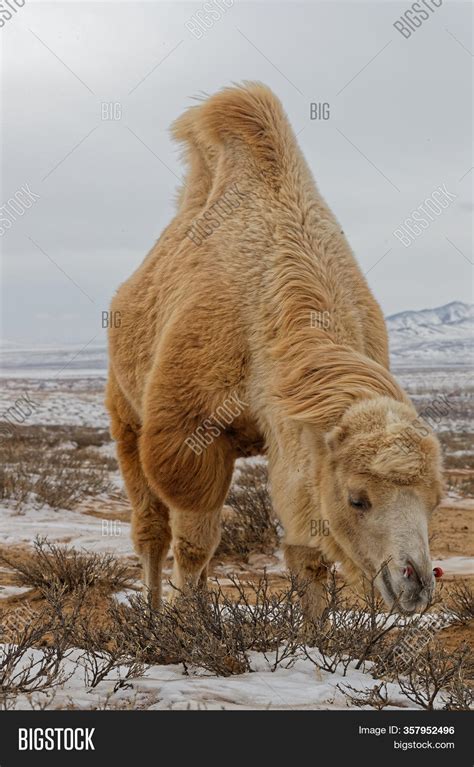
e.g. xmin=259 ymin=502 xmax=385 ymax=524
xmin=377 ymin=563 xmax=432 ymax=615
xmin=380 ymin=565 xmax=399 ymax=606
xmin=378 ymin=565 xmax=416 ymax=615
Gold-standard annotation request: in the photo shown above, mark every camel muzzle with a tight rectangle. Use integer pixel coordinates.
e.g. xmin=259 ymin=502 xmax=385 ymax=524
xmin=377 ymin=558 xmax=436 ymax=614
xmin=397 ymin=557 xmax=436 ymax=613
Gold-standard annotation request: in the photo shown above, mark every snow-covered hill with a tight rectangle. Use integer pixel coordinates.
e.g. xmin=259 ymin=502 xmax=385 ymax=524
xmin=386 ymin=301 xmax=473 ymax=367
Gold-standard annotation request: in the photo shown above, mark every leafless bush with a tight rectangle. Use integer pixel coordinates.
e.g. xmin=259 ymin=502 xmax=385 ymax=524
xmin=338 ymin=681 xmax=392 ymax=709
xmin=447 ymin=475 xmax=474 ymax=496
xmin=328 ymin=579 xmax=473 ymax=709
xmin=0 ymin=424 xmax=114 ymax=510
xmin=107 ymin=569 xmax=418 ymax=680
xmin=391 ymin=641 xmax=474 ymax=710
xmin=90 ymin=691 xmax=160 ymax=710
xmin=445 ymin=580 xmax=474 ymax=625
xmin=214 ymin=574 xmax=304 ymax=670
xmin=109 ymin=588 xmax=251 ymax=676
xmin=0 ymin=584 xmax=147 ymax=707
xmin=218 ymin=464 xmax=280 ymax=558
xmin=0 ymin=586 xmax=83 ymax=708
xmin=107 ymin=574 xmax=305 ymax=676
xmin=73 ymin=620 xmax=145 ymax=692
xmin=0 ymin=531 xmax=470 ymax=710
xmin=0 ymin=466 xmax=31 ymax=508
xmin=302 ymin=568 xmax=408 ymax=676
xmin=0 ymin=538 xmax=131 ymax=595
xmin=442 ymin=674 xmax=474 ymax=711
xmin=439 ymin=431 xmax=474 ymax=472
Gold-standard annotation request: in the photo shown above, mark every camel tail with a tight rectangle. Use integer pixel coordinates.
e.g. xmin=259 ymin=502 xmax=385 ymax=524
xmin=171 ymin=82 xmax=297 ymax=183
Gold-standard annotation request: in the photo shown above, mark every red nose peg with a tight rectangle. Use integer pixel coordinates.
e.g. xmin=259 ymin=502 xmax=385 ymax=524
xmin=433 ymin=567 xmax=444 ymax=579
xmin=403 ymin=565 xmax=414 ymax=578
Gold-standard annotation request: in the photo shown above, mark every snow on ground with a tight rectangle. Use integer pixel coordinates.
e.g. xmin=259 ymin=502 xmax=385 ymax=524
xmin=2 ymin=646 xmax=423 ymax=711
xmin=0 ymin=501 xmax=133 ymax=557
xmin=0 ymin=377 xmax=108 ymax=428
xmin=392 ymin=366 xmax=472 ymax=394
xmin=0 ymin=583 xmax=31 ymax=599
xmin=0 ymin=342 xmax=107 ymax=379
xmin=0 ymin=365 xmax=471 ymax=433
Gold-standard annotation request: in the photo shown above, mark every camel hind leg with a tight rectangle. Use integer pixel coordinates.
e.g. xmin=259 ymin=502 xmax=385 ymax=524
xmin=106 ymin=373 xmax=171 ymax=608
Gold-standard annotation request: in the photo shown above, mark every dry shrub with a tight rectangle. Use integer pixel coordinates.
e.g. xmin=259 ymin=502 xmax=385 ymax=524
xmin=392 ymin=641 xmax=473 ymax=711
xmin=211 ymin=574 xmax=304 ymax=670
xmin=318 ymin=575 xmax=473 ymax=709
xmin=0 ymin=585 xmax=145 ymax=708
xmin=0 ymin=424 xmax=114 ymax=510
xmin=0 ymin=538 xmax=131 ymax=595
xmin=442 ymin=673 xmax=474 ymax=711
xmin=337 ymin=681 xmax=392 ymax=709
xmin=0 ymin=537 xmax=471 ymax=710
xmin=447 ymin=475 xmax=474 ymax=496
xmin=107 ymin=574 xmax=304 ymax=676
xmin=301 ymin=568 xmax=411 ymax=676
xmin=0 ymin=423 xmax=110 ymax=451
xmin=438 ymin=430 xmax=474 ymax=472
xmin=73 ymin=619 xmax=146 ymax=691
xmin=445 ymin=580 xmax=474 ymax=625
xmin=0 ymin=586 xmax=83 ymax=708
xmin=218 ymin=463 xmax=280 ymax=558
xmin=109 ymin=588 xmax=251 ymax=675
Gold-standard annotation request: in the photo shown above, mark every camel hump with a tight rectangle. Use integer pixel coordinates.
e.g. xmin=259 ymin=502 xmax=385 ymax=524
xmin=171 ymin=82 xmax=295 ymax=178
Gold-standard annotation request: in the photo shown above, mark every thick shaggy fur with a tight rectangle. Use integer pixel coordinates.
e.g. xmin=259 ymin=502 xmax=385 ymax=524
xmin=106 ymin=83 xmax=443 ymax=613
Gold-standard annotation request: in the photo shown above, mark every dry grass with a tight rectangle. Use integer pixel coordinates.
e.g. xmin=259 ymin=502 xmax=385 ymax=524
xmin=218 ymin=463 xmax=280 ymax=558
xmin=438 ymin=431 xmax=474 ymax=471
xmin=0 ymin=538 xmax=132 ymax=596
xmin=0 ymin=424 xmax=115 ymax=510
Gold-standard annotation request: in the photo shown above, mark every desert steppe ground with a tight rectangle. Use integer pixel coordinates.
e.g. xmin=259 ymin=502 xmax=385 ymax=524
xmin=0 ymin=366 xmax=472 ymax=709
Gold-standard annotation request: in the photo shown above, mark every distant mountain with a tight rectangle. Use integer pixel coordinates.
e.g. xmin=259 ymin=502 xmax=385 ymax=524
xmin=0 ymin=302 xmax=472 ymax=376
xmin=386 ymin=301 xmax=473 ymax=367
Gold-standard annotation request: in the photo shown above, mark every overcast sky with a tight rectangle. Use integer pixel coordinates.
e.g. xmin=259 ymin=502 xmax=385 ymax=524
xmin=1 ymin=0 xmax=472 ymax=345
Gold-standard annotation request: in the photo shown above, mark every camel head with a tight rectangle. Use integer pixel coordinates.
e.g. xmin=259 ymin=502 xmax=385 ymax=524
xmin=319 ymin=396 xmax=444 ymax=614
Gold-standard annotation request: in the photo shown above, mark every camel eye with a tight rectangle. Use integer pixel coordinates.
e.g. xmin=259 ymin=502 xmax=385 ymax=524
xmin=349 ymin=494 xmax=371 ymax=511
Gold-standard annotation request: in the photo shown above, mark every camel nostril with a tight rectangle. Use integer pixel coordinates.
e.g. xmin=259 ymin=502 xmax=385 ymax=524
xmin=403 ymin=565 xmax=414 ymax=578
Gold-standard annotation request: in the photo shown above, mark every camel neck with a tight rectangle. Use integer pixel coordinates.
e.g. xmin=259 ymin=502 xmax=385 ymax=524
xmin=272 ymin=337 xmax=408 ymax=432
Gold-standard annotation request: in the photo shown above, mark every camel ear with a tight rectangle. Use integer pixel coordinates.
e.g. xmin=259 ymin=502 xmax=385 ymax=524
xmin=371 ymin=445 xmax=421 ymax=479
xmin=325 ymin=425 xmax=345 ymax=453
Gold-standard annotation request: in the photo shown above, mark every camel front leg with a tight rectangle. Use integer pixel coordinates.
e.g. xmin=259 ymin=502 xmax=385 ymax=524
xmin=132 ymin=501 xmax=171 ymax=608
xmin=284 ymin=544 xmax=327 ymax=622
xmin=169 ymin=507 xmax=221 ymax=595
xmin=267 ymin=426 xmax=328 ymax=622
xmin=107 ymin=373 xmax=171 ymax=610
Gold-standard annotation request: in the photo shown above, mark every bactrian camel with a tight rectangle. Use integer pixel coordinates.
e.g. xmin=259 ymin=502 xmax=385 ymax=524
xmin=106 ymin=83 xmax=443 ymax=618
